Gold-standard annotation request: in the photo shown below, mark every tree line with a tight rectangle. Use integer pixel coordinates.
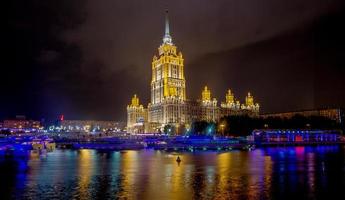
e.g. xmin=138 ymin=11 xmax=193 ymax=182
xmin=163 ymin=114 xmax=343 ymax=136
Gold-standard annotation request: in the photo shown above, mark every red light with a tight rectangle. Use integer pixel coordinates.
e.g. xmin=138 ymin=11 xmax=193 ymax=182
xmin=296 ymin=146 xmax=305 ymax=155
xmin=296 ymin=136 xmax=303 ymax=142
xmin=60 ymin=115 xmax=64 ymax=121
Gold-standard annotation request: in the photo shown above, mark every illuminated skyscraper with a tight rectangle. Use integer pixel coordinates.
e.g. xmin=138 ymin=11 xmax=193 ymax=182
xmin=127 ymin=11 xmax=260 ymax=134
xmin=147 ymin=10 xmax=187 ymax=131
xmin=151 ymin=11 xmax=186 ymax=104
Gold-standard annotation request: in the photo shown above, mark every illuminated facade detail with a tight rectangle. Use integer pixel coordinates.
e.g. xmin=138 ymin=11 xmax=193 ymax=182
xmin=127 ymin=94 xmax=146 ymax=133
xmin=245 ymin=92 xmax=254 ymax=106
xmin=131 ymin=94 xmax=140 ymax=107
xmin=200 ymin=86 xmax=218 ymax=122
xmin=221 ymin=89 xmax=239 ymax=109
xmin=220 ymin=89 xmax=241 ymax=117
xmin=126 ymin=11 xmax=260 ymax=134
xmin=241 ymin=92 xmax=260 ymax=114
xmin=202 ymin=86 xmax=211 ymax=102
xmin=226 ymin=89 xmax=234 ymax=104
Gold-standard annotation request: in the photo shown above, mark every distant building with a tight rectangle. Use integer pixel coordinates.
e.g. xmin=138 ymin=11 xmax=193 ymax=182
xmin=261 ymin=108 xmax=344 ymax=124
xmin=60 ymin=120 xmax=125 ymax=132
xmin=3 ymin=116 xmax=41 ymax=130
xmin=126 ymin=11 xmax=260 ymax=134
xmin=252 ymin=129 xmax=341 ymax=145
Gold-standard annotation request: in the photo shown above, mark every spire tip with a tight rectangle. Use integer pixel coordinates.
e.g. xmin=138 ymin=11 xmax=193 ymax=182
xmin=163 ymin=10 xmax=172 ymax=44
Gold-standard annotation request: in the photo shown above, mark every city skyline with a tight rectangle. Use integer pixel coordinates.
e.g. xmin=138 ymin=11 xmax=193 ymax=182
xmin=3 ymin=0 xmax=345 ymax=121
xmin=3 ymin=2 xmax=345 ymax=199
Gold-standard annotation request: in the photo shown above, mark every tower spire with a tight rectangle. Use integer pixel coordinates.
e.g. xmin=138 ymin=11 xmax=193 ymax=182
xmin=163 ymin=10 xmax=172 ymax=44
xmin=165 ymin=10 xmax=170 ymax=36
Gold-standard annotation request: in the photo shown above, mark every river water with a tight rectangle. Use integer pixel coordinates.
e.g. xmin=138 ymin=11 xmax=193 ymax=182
xmin=1 ymin=146 xmax=345 ymax=200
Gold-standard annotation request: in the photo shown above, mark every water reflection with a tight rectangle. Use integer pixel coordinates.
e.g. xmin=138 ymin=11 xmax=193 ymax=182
xmin=0 ymin=146 xmax=345 ymax=199
xmin=77 ymin=149 xmax=93 ymax=199
xmin=119 ymin=150 xmax=139 ymax=199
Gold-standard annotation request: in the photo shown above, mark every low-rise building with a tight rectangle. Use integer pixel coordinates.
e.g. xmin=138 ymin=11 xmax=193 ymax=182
xmin=2 ymin=116 xmax=41 ymax=130
xmin=60 ymin=120 xmax=125 ymax=132
xmin=261 ymin=108 xmax=344 ymax=124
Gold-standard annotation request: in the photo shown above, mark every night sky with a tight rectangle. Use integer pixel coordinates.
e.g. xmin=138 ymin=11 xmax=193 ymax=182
xmin=3 ymin=0 xmax=345 ymax=122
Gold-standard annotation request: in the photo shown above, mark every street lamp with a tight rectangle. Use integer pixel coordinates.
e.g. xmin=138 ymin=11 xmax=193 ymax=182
xmin=220 ymin=123 xmax=225 ymax=137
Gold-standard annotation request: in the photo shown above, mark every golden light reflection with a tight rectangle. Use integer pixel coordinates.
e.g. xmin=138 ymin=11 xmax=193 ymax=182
xmin=118 ymin=150 xmax=139 ymax=199
xmin=160 ymin=154 xmax=188 ymax=199
xmin=144 ymin=152 xmax=161 ymax=198
xmin=215 ymin=152 xmax=233 ymax=199
xmin=170 ymin=155 xmax=186 ymax=199
xmin=263 ymin=155 xmax=273 ymax=199
xmin=77 ymin=149 xmax=93 ymax=199
xmin=144 ymin=153 xmax=194 ymax=199
xmin=145 ymin=151 xmax=165 ymax=198
xmin=25 ymin=151 xmax=42 ymax=192
xmin=204 ymin=165 xmax=216 ymax=197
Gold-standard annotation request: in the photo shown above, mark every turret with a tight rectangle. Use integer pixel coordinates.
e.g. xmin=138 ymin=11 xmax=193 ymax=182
xmin=241 ymin=92 xmax=259 ymax=114
xmin=226 ymin=89 xmax=234 ymax=104
xmin=127 ymin=94 xmax=146 ymax=134
xmin=245 ymin=92 xmax=254 ymax=106
xmin=201 ymin=86 xmax=217 ymax=107
xmin=130 ymin=94 xmax=140 ymax=107
xmin=200 ymin=86 xmax=218 ymax=122
xmin=202 ymin=86 xmax=211 ymax=102
xmin=221 ymin=89 xmax=238 ymax=110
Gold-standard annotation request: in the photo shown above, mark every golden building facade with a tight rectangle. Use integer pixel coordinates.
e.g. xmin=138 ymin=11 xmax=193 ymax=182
xmin=127 ymin=11 xmax=260 ymax=134
xmin=127 ymin=94 xmax=147 ymax=133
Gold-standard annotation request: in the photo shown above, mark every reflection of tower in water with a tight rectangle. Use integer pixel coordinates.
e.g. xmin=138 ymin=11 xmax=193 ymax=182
xmin=215 ymin=152 xmax=233 ymax=198
xmin=118 ymin=151 xmax=139 ymax=199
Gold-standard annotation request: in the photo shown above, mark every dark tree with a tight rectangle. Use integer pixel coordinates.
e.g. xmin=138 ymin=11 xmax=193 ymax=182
xmin=217 ymin=114 xmax=342 ymax=136
xmin=163 ymin=124 xmax=175 ymax=135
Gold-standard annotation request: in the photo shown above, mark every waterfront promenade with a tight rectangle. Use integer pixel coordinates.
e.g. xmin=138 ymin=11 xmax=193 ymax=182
xmin=1 ymin=132 xmax=345 ymax=155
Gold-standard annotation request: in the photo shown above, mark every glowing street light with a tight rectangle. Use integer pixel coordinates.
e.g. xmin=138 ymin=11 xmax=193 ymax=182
xmin=220 ymin=123 xmax=225 ymax=136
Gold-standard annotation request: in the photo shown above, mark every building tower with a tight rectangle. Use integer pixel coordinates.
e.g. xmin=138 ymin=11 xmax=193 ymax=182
xmin=151 ymin=10 xmax=185 ymax=104
xmin=148 ymin=10 xmax=187 ymax=130
xmin=241 ymin=92 xmax=260 ymax=116
xmin=127 ymin=94 xmax=146 ymax=133
xmin=202 ymin=86 xmax=211 ymax=102
xmin=200 ymin=86 xmax=218 ymax=122
xmin=220 ymin=89 xmax=240 ymax=109
xmin=220 ymin=89 xmax=240 ymax=117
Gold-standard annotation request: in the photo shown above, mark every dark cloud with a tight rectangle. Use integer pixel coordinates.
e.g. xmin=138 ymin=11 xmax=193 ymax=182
xmin=3 ymin=0 xmax=345 ymax=121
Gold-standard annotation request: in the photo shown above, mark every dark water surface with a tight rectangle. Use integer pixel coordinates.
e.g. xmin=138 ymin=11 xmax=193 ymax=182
xmin=1 ymin=146 xmax=345 ymax=200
